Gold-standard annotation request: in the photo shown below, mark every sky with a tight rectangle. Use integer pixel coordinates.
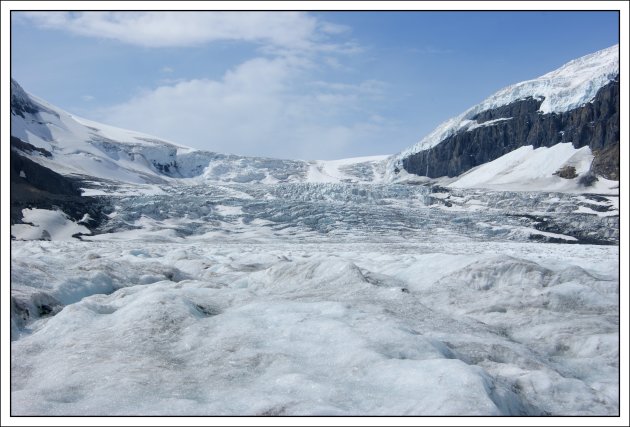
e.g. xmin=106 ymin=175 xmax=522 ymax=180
xmin=10 ymin=10 xmax=620 ymax=160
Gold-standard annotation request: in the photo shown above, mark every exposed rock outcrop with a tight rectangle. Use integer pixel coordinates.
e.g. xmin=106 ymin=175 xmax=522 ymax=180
xmin=11 ymin=79 xmax=41 ymax=118
xmin=590 ymin=141 xmax=620 ymax=181
xmin=553 ymin=166 xmax=577 ymax=179
xmin=10 ymin=137 xmax=109 ymax=231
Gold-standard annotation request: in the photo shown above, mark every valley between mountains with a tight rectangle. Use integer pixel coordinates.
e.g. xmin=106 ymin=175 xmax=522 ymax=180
xmin=9 ymin=45 xmax=620 ymax=416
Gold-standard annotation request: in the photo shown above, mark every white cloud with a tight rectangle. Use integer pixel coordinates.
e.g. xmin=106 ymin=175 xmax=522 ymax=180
xmin=318 ymin=21 xmax=351 ymax=35
xmin=22 ymin=11 xmax=346 ymax=52
xmin=99 ymin=57 xmax=391 ymax=160
xmin=410 ymin=46 xmax=454 ymax=55
xmin=81 ymin=95 xmax=95 ymax=101
xmin=20 ymin=11 xmax=392 ymax=159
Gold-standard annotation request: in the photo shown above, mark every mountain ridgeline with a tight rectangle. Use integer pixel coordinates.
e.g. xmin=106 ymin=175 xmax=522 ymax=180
xmin=400 ymin=78 xmax=619 ymax=180
xmin=390 ymin=44 xmax=620 ymax=185
xmin=9 ymin=45 xmax=621 ymax=246
xmin=10 ymin=45 xmax=620 ymax=195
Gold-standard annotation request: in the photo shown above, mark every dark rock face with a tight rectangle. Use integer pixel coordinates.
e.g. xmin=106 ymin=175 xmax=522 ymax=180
xmin=152 ymin=160 xmax=178 ymax=175
xmin=553 ymin=166 xmax=577 ymax=179
xmin=11 ymin=86 xmax=40 ymax=118
xmin=590 ymin=141 xmax=620 ymax=180
xmin=11 ymin=292 xmax=63 ymax=334
xmin=11 ymin=145 xmax=80 ymax=198
xmin=11 ymin=135 xmax=52 ymax=158
xmin=402 ymin=77 xmax=619 ymax=179
xmin=10 ymin=139 xmax=109 ymax=233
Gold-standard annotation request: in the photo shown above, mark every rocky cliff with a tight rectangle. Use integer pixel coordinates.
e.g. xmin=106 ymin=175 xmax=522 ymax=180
xmin=401 ymin=77 xmax=619 ymax=180
xmin=392 ymin=45 xmax=620 ymax=184
xmin=10 ymin=136 xmax=109 ymax=231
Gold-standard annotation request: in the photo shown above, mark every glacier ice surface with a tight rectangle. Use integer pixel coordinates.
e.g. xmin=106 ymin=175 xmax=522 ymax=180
xmin=10 ymin=181 xmax=619 ymax=416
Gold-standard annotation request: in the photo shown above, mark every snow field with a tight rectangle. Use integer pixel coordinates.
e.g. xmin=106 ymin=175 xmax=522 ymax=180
xmin=11 ymin=208 xmax=91 ymax=241
xmin=448 ymin=143 xmax=618 ymax=193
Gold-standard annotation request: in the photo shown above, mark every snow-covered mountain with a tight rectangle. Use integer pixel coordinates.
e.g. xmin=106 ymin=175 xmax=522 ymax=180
xmin=389 ymin=44 xmax=620 ymax=191
xmin=11 ymin=43 xmax=620 ymax=194
xmin=9 ymin=44 xmax=621 ymax=243
xmin=11 ymin=79 xmax=385 ymax=187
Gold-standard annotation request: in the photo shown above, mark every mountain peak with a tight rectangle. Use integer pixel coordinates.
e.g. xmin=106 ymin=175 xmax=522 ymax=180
xmin=11 ymin=78 xmax=42 ymax=118
xmin=393 ymin=44 xmax=619 ymax=162
xmin=388 ymin=44 xmax=619 ymax=189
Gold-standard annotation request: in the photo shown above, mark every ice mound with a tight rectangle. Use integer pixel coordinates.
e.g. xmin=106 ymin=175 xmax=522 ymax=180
xmin=12 ymin=276 xmax=514 ymax=415
xmin=10 ymin=240 xmax=618 ymax=415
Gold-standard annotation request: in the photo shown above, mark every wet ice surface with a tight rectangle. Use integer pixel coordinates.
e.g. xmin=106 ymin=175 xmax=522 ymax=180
xmin=10 ymin=183 xmax=619 ymax=416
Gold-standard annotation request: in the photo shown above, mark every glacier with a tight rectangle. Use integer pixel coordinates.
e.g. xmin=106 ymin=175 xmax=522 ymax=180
xmin=11 ymin=78 xmax=387 ymax=187
xmin=9 ymin=43 xmax=621 ymax=416
xmin=10 ymin=180 xmax=620 ymax=416
xmin=10 ymin=239 xmax=619 ymax=416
